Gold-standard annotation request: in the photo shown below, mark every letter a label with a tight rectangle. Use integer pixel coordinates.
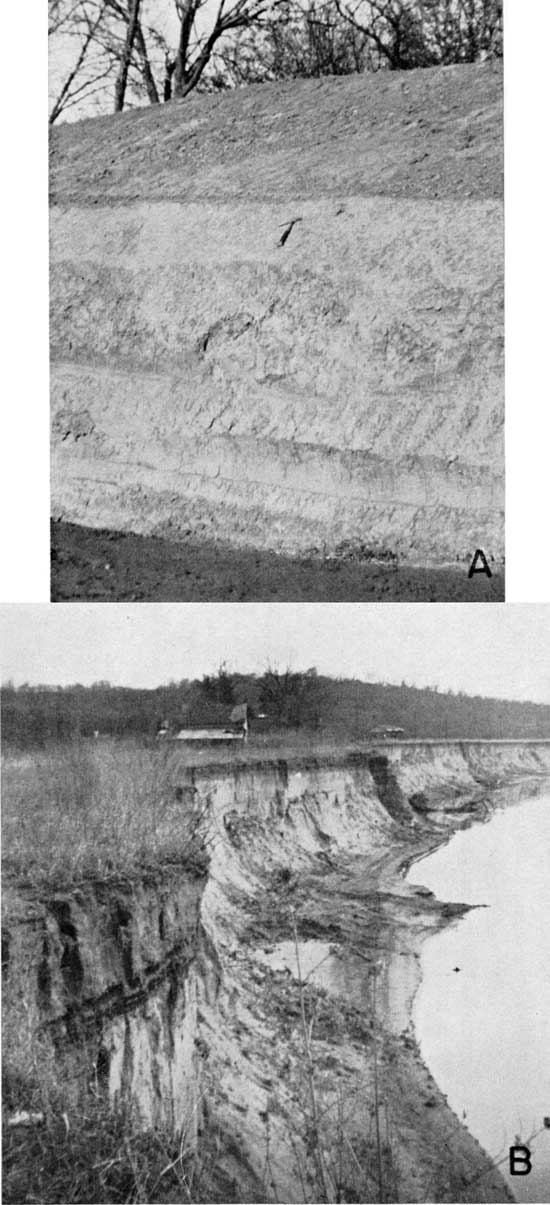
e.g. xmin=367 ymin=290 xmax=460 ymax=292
xmin=509 ymin=1145 xmax=532 ymax=1175
xmin=468 ymin=549 xmax=492 ymax=579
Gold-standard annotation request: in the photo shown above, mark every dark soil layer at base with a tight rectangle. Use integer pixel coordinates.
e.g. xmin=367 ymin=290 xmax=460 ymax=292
xmin=51 ymin=520 xmax=504 ymax=602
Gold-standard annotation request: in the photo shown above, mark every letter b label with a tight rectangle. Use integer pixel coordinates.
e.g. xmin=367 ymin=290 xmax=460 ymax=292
xmin=509 ymin=1145 xmax=532 ymax=1175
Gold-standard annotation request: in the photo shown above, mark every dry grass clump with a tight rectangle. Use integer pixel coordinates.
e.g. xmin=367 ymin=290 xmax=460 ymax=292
xmin=0 ymin=732 xmax=374 ymax=887
xmin=1 ymin=741 xmax=207 ymax=889
xmin=2 ymin=988 xmax=227 ymax=1205
xmin=2 ymin=1091 xmax=202 ymax=1204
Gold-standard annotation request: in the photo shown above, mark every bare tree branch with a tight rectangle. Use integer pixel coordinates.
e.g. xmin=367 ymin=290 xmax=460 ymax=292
xmin=105 ymin=0 xmax=160 ymax=102
xmin=49 ymin=2 xmax=109 ymax=124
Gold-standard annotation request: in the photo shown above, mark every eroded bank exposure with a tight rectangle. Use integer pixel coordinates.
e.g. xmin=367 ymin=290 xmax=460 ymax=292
xmin=5 ymin=741 xmax=548 ymax=1202
xmin=50 ymin=60 xmax=504 ymax=599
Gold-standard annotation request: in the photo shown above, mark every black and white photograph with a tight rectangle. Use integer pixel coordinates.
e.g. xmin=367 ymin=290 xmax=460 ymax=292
xmin=48 ymin=0 xmax=504 ymax=602
xmin=4 ymin=3 xmax=550 ymax=1205
xmin=2 ymin=603 xmax=549 ymax=1202
xmin=5 ymin=3 xmax=550 ymax=1203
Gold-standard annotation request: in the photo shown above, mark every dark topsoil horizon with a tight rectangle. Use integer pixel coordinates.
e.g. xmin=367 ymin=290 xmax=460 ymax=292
xmin=50 ymin=59 xmax=502 ymax=206
xmin=51 ymin=520 xmax=504 ymax=602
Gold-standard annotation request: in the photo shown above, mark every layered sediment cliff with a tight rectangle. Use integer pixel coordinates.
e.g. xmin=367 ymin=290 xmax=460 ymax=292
xmin=6 ymin=740 xmax=546 ymax=1201
xmin=50 ymin=62 xmax=503 ymax=566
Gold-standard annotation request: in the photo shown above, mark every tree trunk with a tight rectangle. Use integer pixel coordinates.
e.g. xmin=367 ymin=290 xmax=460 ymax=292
xmin=173 ymin=0 xmax=196 ymax=96
xmin=135 ymin=22 xmax=160 ymax=103
xmin=164 ymin=53 xmax=176 ymax=101
xmin=114 ymin=0 xmax=142 ymax=112
xmin=175 ymin=31 xmax=216 ymax=98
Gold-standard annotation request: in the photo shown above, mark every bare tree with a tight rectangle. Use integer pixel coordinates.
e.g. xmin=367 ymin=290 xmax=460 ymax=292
xmin=105 ymin=0 xmax=160 ymax=103
xmin=221 ymin=0 xmax=372 ymax=84
xmin=49 ymin=2 xmax=114 ymax=125
xmin=259 ymin=665 xmax=321 ymax=728
xmin=345 ymin=0 xmax=430 ymax=68
xmin=220 ymin=0 xmax=500 ymax=86
xmin=158 ymin=0 xmax=281 ymax=101
xmin=48 ymin=0 xmax=502 ymax=123
xmin=333 ymin=0 xmax=502 ymax=70
xmin=49 ymin=0 xmax=282 ymax=121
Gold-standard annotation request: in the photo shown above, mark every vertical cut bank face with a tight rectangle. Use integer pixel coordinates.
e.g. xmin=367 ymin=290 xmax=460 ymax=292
xmin=50 ymin=62 xmax=504 ymax=569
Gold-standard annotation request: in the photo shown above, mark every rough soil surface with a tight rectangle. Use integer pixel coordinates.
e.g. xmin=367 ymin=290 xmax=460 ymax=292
xmin=50 ymin=62 xmax=502 ymax=205
xmin=50 ymin=62 xmax=503 ymax=596
xmin=51 ymin=518 xmax=504 ymax=601
xmin=6 ymin=742 xmax=549 ymax=1202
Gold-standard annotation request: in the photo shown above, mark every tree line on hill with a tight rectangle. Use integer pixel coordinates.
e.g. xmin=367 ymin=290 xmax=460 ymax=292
xmin=49 ymin=0 xmax=502 ymax=124
xmin=2 ymin=666 xmax=548 ymax=748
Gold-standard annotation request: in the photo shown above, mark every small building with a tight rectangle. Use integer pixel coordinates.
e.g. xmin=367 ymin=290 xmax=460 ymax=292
xmin=172 ymin=702 xmax=249 ymax=744
xmin=173 ymin=727 xmax=245 ymax=743
xmin=369 ymin=726 xmax=406 ymax=740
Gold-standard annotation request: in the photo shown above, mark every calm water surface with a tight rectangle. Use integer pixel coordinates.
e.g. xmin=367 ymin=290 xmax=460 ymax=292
xmin=407 ymin=793 xmax=550 ymax=1202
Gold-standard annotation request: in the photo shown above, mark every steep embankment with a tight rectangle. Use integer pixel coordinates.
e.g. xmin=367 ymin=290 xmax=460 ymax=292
xmin=50 ymin=62 xmax=503 ymax=571
xmin=6 ymin=740 xmax=545 ymax=1202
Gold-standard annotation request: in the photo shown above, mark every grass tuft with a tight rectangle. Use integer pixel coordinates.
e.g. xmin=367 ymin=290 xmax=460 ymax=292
xmin=1 ymin=740 xmax=207 ymax=889
xmin=2 ymin=1091 xmax=200 ymax=1204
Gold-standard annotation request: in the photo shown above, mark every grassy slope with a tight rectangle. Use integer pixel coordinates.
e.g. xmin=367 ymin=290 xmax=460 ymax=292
xmin=50 ymin=61 xmax=502 ymax=206
xmin=1 ymin=742 xmax=207 ymax=889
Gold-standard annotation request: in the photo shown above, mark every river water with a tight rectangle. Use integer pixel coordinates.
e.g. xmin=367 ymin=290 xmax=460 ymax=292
xmin=407 ymin=792 xmax=550 ymax=1203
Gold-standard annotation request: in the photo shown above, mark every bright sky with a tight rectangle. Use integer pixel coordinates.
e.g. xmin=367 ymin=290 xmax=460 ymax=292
xmin=1 ymin=604 xmax=549 ymax=703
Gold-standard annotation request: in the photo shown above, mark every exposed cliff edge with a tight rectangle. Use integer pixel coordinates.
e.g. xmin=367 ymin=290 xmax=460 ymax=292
xmin=5 ymin=740 xmax=546 ymax=1202
xmin=50 ymin=62 xmax=503 ymax=569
